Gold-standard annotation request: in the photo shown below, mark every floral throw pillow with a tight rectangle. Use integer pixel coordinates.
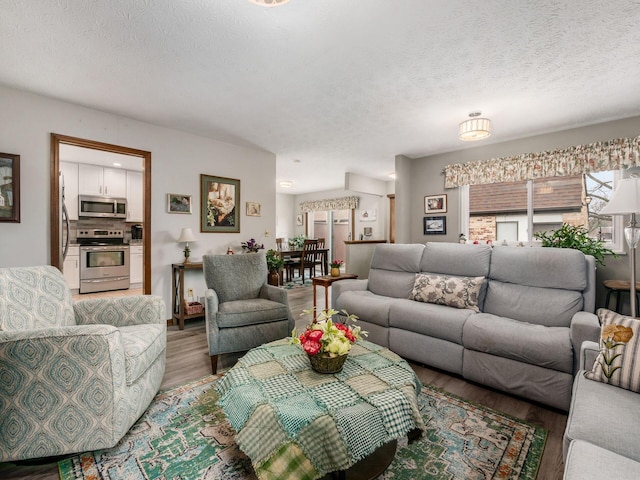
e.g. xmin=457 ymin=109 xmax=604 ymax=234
xmin=409 ymin=274 xmax=484 ymax=312
xmin=585 ymin=308 xmax=640 ymax=393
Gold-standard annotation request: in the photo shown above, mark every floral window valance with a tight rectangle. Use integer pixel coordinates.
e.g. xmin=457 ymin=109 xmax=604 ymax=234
xmin=299 ymin=196 xmax=359 ymax=213
xmin=444 ymin=135 xmax=640 ymax=188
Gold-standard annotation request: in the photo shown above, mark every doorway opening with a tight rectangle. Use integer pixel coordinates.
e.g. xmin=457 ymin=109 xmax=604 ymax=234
xmin=50 ymin=133 xmax=152 ymax=295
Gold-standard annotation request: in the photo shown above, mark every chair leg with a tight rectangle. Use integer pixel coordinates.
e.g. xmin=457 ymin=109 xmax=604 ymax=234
xmin=211 ymin=355 xmax=218 ymax=374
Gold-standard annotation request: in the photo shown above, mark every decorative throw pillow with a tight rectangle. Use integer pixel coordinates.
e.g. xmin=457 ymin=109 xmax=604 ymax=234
xmin=585 ymin=308 xmax=640 ymax=393
xmin=409 ymin=274 xmax=484 ymax=312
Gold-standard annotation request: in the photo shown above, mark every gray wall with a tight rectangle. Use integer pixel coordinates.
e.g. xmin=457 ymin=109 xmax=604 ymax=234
xmin=404 ymin=115 xmax=640 ymax=312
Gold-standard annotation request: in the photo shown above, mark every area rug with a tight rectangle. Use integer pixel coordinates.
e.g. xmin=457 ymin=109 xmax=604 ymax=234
xmin=58 ymin=376 xmax=547 ymax=480
xmin=281 ymin=277 xmax=313 ymax=289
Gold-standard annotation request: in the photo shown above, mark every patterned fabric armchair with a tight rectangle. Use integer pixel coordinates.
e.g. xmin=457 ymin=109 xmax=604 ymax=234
xmin=203 ymin=253 xmax=294 ymax=373
xmin=0 ymin=266 xmax=166 ymax=462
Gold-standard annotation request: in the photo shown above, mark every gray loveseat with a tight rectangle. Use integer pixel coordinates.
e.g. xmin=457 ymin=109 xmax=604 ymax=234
xmin=332 ymin=242 xmax=598 ymax=411
xmin=562 ymin=340 xmax=640 ymax=479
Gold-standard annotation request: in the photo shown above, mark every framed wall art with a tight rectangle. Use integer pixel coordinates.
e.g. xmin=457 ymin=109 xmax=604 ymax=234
xmin=424 ymin=194 xmax=447 ymax=214
xmin=167 ymin=193 xmax=192 ymax=214
xmin=424 ymin=216 xmax=446 ymax=235
xmin=296 ymin=214 xmax=304 ymax=226
xmin=200 ymin=174 xmax=240 ymax=233
xmin=246 ymin=201 xmax=261 ymax=217
xmin=0 ymin=152 xmax=20 ymax=223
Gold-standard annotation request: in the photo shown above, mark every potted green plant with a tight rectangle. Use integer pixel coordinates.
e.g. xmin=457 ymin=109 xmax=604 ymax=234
xmin=266 ymin=249 xmax=284 ymax=286
xmin=533 ymin=223 xmax=617 ymax=266
xmin=288 ymin=234 xmax=306 ymax=250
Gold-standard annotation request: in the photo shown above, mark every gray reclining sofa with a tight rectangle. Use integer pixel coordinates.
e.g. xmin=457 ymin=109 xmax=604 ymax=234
xmin=332 ymin=242 xmax=598 ymax=411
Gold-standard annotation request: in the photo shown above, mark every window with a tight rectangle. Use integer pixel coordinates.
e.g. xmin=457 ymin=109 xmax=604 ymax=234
xmin=461 ymin=171 xmax=623 ymax=252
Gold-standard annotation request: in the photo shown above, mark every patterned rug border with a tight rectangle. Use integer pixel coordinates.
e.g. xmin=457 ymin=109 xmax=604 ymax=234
xmin=418 ymin=382 xmax=548 ymax=480
xmin=58 ymin=374 xmax=548 ymax=480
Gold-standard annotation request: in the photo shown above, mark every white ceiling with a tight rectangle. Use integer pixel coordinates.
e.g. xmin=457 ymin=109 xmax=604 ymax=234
xmin=2 ymin=0 xmax=640 ymax=194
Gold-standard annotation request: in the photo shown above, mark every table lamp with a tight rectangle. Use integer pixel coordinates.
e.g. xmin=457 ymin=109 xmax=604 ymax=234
xmin=178 ymin=227 xmax=197 ymax=264
xmin=600 ymin=176 xmax=640 ymax=318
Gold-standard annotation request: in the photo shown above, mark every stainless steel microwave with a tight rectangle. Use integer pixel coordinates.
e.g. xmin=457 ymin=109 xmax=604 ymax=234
xmin=79 ymin=195 xmax=127 ymax=219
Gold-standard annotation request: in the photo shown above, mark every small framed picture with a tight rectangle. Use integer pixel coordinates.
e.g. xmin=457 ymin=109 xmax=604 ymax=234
xmin=424 ymin=216 xmax=446 ymax=235
xmin=296 ymin=214 xmax=304 ymax=226
xmin=424 ymin=194 xmax=447 ymax=214
xmin=246 ymin=201 xmax=261 ymax=217
xmin=167 ymin=193 xmax=192 ymax=214
xmin=0 ymin=152 xmax=20 ymax=223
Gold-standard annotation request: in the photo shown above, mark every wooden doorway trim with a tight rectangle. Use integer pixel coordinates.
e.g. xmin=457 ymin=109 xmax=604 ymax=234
xmin=388 ymin=194 xmax=395 ymax=243
xmin=50 ymin=133 xmax=152 ymax=294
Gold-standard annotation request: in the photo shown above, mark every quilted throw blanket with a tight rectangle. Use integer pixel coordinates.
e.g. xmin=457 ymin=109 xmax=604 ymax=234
xmin=216 ymin=339 xmax=426 ymax=480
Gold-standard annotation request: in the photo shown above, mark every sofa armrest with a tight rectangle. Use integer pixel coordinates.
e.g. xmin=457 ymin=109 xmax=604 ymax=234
xmin=0 ymin=325 xmax=127 ymax=460
xmin=74 ymin=295 xmax=165 ymax=327
xmin=570 ymin=311 xmax=600 ymax=373
xmin=260 ymin=283 xmax=289 ymax=306
xmin=331 ymin=278 xmax=369 ymax=308
xmin=580 ymin=340 xmax=600 ymax=371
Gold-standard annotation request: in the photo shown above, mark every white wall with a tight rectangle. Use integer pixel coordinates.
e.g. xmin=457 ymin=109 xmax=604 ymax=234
xmin=0 ymin=85 xmax=277 ymax=319
xmin=276 ymin=193 xmax=295 ymax=240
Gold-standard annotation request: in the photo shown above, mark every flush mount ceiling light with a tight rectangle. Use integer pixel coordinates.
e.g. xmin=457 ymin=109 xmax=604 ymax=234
xmin=279 ymin=180 xmax=293 ymax=188
xmin=248 ymin=0 xmax=291 ymax=6
xmin=458 ymin=112 xmax=491 ymax=141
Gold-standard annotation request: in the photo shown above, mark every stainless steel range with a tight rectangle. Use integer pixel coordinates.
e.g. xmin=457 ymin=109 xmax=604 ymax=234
xmin=78 ymin=229 xmax=130 ymax=294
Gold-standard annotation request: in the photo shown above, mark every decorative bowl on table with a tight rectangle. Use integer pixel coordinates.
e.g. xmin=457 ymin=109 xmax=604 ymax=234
xmin=290 ymin=308 xmax=366 ymax=374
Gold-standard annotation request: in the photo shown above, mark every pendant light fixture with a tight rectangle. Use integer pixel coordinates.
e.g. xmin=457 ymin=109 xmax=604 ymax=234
xmin=248 ymin=0 xmax=291 ymax=6
xmin=459 ymin=112 xmax=491 ymax=141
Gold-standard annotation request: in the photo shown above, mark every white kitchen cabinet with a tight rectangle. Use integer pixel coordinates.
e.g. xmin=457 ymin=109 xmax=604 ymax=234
xmin=78 ymin=164 xmax=127 ymax=197
xmin=63 ymin=246 xmax=80 ymax=290
xmin=126 ymin=171 xmax=143 ymax=222
xmin=130 ymin=245 xmax=144 ymax=285
xmin=60 ymin=161 xmax=78 ymax=220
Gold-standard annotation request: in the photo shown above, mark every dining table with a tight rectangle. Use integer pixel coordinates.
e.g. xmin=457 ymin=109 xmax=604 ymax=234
xmin=277 ymin=248 xmax=329 ymax=281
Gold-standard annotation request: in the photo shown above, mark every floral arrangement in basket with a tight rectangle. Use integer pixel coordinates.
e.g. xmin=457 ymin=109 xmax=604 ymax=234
xmin=330 ymin=259 xmax=344 ymax=269
xmin=241 ymin=238 xmax=264 ymax=253
xmin=290 ymin=309 xmax=366 ymax=374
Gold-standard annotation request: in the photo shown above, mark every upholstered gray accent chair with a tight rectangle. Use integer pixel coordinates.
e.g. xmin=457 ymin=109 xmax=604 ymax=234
xmin=203 ymin=253 xmax=294 ymax=373
xmin=0 ymin=265 xmax=166 ymax=462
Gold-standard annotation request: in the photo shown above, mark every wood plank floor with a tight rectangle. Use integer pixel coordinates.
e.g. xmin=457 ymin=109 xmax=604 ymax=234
xmin=0 ymin=284 xmax=567 ymax=480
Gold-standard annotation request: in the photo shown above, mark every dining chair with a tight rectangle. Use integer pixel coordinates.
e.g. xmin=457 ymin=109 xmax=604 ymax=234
xmin=277 ymin=237 xmax=296 ymax=282
xmin=315 ymin=238 xmax=326 ymax=275
xmin=290 ymin=239 xmax=320 ymax=283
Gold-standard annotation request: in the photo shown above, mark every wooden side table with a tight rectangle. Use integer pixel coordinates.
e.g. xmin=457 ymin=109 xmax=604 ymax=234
xmin=171 ymin=262 xmax=204 ymax=330
xmin=312 ymin=273 xmax=358 ymax=311
xmin=603 ymin=279 xmax=640 ymax=316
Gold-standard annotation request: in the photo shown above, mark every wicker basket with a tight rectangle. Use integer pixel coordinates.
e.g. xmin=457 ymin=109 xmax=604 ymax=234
xmin=308 ymin=352 xmax=348 ymax=374
xmin=183 ymin=300 xmax=203 ymax=315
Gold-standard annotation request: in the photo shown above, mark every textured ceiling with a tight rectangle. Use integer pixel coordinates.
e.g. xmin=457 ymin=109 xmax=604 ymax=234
xmin=2 ymin=0 xmax=640 ymax=193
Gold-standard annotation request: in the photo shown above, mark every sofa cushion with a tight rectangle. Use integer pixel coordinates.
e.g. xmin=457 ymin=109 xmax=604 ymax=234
xmin=564 ymin=440 xmax=640 ymax=480
xmin=419 ymin=242 xmax=491 ymax=277
xmin=368 ymin=270 xmax=418 ymax=300
xmin=334 ymin=290 xmax=395 ymax=328
xmin=463 ymin=313 xmax=573 ymax=373
xmin=217 ymin=299 xmax=290 ymax=328
xmin=483 ymin=281 xmax=583 ymax=328
xmin=585 ymin=308 xmax=640 ymax=393
xmin=409 ymin=274 xmax=484 ymax=312
xmin=564 ymin=371 xmax=640 ymax=462
xmin=119 ymin=323 xmax=166 ymax=385
xmin=489 ymin=246 xmax=587 ymax=290
xmin=389 ymin=299 xmax=473 ymax=344
xmin=367 ymin=244 xmax=424 ymax=298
